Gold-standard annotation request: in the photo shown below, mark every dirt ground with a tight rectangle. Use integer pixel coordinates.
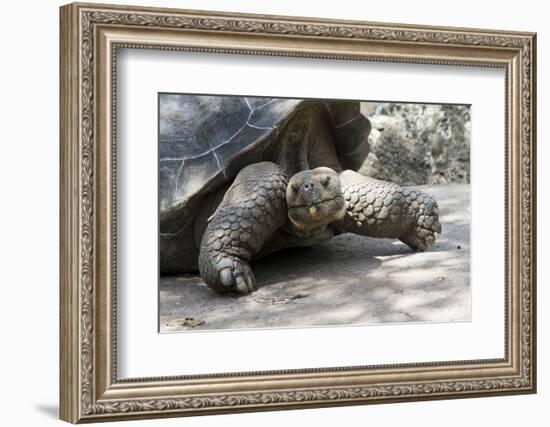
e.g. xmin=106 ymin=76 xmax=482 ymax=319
xmin=160 ymin=184 xmax=470 ymax=332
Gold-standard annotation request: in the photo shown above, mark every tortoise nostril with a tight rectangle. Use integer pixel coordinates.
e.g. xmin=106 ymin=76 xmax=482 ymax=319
xmin=303 ymin=181 xmax=314 ymax=191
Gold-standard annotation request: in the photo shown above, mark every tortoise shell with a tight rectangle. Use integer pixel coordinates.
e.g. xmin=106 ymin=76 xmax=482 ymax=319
xmin=159 ymin=94 xmax=370 ymax=234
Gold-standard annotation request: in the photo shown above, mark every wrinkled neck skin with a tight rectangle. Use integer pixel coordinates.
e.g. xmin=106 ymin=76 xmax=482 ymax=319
xmin=285 ymin=219 xmax=330 ymax=239
xmin=276 ymin=105 xmax=342 ymax=175
xmin=276 ymin=220 xmax=335 ymax=252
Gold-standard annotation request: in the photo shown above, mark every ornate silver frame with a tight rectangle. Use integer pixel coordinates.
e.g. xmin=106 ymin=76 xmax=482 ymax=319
xmin=60 ymin=2 xmax=537 ymax=423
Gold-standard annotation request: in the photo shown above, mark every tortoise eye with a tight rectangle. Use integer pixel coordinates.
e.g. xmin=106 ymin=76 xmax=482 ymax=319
xmin=292 ymin=184 xmax=300 ymax=194
xmin=321 ymin=176 xmax=331 ymax=187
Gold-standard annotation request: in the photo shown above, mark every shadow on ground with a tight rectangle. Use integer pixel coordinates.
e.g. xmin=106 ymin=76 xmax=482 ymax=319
xmin=160 ymin=184 xmax=470 ymax=331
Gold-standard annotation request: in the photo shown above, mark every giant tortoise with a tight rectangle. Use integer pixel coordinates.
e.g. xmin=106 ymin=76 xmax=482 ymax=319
xmin=160 ymin=95 xmax=441 ymax=295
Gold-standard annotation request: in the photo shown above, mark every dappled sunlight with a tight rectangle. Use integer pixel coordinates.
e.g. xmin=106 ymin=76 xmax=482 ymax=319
xmin=160 ymin=184 xmax=471 ymax=331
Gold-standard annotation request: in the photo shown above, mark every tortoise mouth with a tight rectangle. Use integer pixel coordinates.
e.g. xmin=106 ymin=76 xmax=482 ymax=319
xmin=288 ymin=195 xmax=343 ymax=209
xmin=288 ymin=195 xmax=346 ymax=229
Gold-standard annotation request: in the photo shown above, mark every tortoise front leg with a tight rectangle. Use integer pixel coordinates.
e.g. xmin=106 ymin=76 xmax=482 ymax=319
xmin=198 ymin=162 xmax=288 ymax=295
xmin=337 ymin=170 xmax=441 ymax=250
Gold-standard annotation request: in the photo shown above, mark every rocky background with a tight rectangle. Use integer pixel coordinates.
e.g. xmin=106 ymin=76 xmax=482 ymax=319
xmin=359 ymin=102 xmax=471 ymax=186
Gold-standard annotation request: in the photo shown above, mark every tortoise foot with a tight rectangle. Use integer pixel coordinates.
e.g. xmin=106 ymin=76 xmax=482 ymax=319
xmin=399 ymin=194 xmax=442 ymax=251
xmin=198 ymin=162 xmax=287 ymax=295
xmin=337 ymin=170 xmax=441 ymax=250
xmin=200 ymin=253 xmax=257 ymax=295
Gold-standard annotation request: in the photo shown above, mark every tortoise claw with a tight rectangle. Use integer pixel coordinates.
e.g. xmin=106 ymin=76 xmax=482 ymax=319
xmin=208 ymin=255 xmax=257 ymax=295
xmin=400 ymin=194 xmax=441 ymax=251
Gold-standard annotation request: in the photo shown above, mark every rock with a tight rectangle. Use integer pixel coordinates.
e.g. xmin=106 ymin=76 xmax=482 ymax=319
xmin=359 ymin=102 xmax=470 ymax=186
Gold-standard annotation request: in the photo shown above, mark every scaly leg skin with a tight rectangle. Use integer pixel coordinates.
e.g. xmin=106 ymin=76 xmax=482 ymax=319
xmin=337 ymin=170 xmax=442 ymax=250
xmin=198 ymin=162 xmax=288 ymax=295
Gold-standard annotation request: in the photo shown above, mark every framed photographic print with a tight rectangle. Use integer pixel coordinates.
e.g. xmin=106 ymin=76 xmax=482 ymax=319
xmin=59 ymin=2 xmax=537 ymax=423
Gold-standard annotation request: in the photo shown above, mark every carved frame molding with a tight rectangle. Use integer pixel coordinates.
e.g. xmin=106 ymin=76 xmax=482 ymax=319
xmin=60 ymin=2 xmax=536 ymax=423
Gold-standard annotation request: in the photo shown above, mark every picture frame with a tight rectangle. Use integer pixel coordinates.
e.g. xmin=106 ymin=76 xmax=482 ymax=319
xmin=59 ymin=2 xmax=536 ymax=423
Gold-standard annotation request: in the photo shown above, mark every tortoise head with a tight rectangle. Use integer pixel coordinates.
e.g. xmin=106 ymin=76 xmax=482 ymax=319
xmin=286 ymin=167 xmax=346 ymax=231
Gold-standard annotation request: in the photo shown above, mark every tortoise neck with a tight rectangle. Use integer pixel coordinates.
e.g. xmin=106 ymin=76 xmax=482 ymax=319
xmin=275 ymin=108 xmax=313 ymax=174
xmin=276 ymin=103 xmax=343 ymax=175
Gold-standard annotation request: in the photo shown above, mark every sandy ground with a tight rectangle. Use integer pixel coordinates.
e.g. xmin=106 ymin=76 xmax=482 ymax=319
xmin=160 ymin=184 xmax=470 ymax=332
